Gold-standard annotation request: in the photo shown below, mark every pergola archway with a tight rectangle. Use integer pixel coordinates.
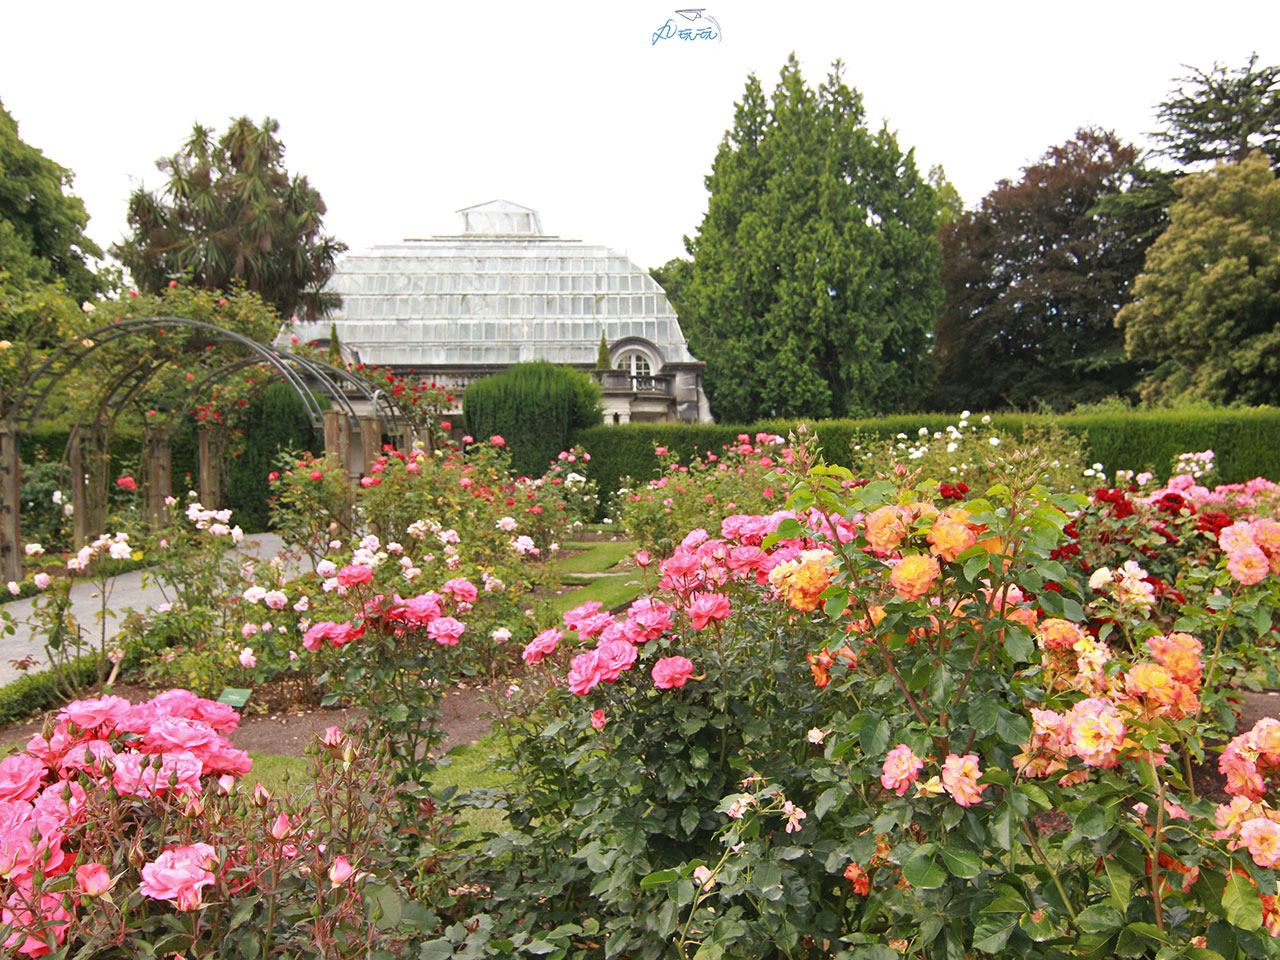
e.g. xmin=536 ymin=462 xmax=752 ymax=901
xmin=0 ymin=317 xmax=418 ymax=580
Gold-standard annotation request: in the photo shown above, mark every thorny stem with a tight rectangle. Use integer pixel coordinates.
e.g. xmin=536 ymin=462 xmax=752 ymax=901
xmin=1151 ymin=774 xmax=1168 ymax=931
xmin=1203 ymin=590 xmax=1239 ymax=693
xmin=1023 ymin=820 xmax=1079 ymax=929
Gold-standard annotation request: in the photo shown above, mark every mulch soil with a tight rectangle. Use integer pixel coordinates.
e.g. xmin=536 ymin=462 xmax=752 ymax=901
xmin=0 ymin=681 xmax=496 ymax=759
xmin=3 ymin=678 xmax=1280 ymax=789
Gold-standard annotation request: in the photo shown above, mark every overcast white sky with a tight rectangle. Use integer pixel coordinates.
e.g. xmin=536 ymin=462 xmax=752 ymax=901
xmin=3 ymin=1 xmax=1277 ymax=273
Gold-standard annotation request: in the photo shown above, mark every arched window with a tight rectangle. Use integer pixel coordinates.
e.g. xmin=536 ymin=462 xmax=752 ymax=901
xmin=615 ymin=350 xmax=652 ymax=378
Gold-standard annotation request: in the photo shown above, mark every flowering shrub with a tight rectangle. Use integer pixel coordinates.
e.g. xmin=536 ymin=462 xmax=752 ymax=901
xmin=850 ymin=412 xmax=1094 ymax=493
xmin=425 ymin=432 xmax=1280 ymax=959
xmin=612 ymin=432 xmax=794 ymax=556
xmin=0 ymin=690 xmax=438 ymax=957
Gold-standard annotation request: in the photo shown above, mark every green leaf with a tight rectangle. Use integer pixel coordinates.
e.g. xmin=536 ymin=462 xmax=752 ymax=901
xmin=972 ymin=914 xmax=1018 ymax=953
xmin=939 ymin=844 xmax=981 ymax=879
xmin=859 ymin=718 xmax=890 ymax=758
xmin=1124 ymin=922 xmax=1169 ymax=945
xmin=227 ymin=894 xmax=260 ymax=930
xmin=1003 ymin=627 xmax=1033 ymax=662
xmin=1020 ymin=910 xmax=1055 ymax=942
xmin=970 ymin=697 xmax=999 ymax=733
xmin=902 ymin=844 xmax=947 ymax=889
xmin=640 ymin=868 xmax=679 ymax=889
xmin=1076 ymin=904 xmax=1123 ymax=934
xmin=1223 ymin=870 xmax=1264 ymax=932
xmin=995 ymin=711 xmax=1030 ymax=746
xmin=522 ymin=941 xmax=558 ymax=955
xmin=1105 ymin=860 xmax=1132 ymax=911
xmin=814 ymin=785 xmax=843 ymax=820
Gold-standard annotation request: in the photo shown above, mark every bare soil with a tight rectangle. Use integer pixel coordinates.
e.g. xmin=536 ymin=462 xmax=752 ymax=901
xmin=0 ymin=681 xmax=495 ymax=759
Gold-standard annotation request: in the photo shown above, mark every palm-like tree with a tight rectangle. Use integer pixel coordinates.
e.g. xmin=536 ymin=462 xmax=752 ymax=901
xmin=114 ymin=116 xmax=346 ymax=320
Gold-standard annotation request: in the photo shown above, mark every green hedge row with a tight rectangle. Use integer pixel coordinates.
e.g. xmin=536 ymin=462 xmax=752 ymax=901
xmin=573 ymin=408 xmax=1280 ymax=505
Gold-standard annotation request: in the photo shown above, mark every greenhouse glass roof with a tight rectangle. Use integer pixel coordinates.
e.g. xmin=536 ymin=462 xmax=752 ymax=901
xmin=292 ymin=200 xmax=698 ymax=367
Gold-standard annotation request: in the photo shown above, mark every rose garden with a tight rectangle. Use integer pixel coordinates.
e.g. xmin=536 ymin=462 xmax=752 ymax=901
xmin=0 ymin=388 xmax=1279 ymax=959
xmin=4 ymin=47 xmax=1280 ymax=960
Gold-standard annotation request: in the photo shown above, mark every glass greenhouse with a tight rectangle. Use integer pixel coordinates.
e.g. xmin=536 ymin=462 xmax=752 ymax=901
xmin=291 ymin=200 xmax=711 ymax=423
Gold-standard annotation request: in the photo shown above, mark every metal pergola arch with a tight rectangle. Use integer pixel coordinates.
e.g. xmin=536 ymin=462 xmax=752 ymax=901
xmin=0 ymin=316 xmax=415 ymax=580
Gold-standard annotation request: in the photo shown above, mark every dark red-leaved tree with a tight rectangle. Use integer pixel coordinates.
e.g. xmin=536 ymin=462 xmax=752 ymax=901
xmin=930 ymin=129 xmax=1169 ymax=411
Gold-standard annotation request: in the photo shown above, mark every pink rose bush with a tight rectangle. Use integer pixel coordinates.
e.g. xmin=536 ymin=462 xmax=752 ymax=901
xmin=0 ymin=687 xmax=418 ymax=958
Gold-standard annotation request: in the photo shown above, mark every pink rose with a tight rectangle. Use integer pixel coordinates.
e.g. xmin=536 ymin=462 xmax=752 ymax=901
xmin=880 ymin=744 xmax=924 ymax=796
xmin=594 ymin=638 xmax=638 ymax=682
xmin=329 ymin=856 xmax=356 ymax=884
xmin=591 ymin=710 xmax=607 ymax=730
xmin=139 ymin=844 xmax=217 ymax=910
xmin=442 ymin=578 xmax=478 ymax=603
xmin=941 ymin=753 xmax=988 ymax=807
xmin=688 ymin=592 xmax=731 ymax=630
xmin=336 ymin=564 xmax=373 ymax=587
xmin=567 ymin=650 xmax=607 ymax=696
xmin=321 ymin=726 xmax=344 ymax=746
xmin=76 ymin=862 xmax=112 ymax=896
xmin=652 ymin=656 xmax=695 ymax=689
xmin=0 ymin=754 xmax=47 ymax=802
xmin=116 ymin=475 xmax=138 ymax=492
xmin=522 ymin=628 xmax=562 ymax=665
xmin=427 ymin=616 xmax=465 ymax=645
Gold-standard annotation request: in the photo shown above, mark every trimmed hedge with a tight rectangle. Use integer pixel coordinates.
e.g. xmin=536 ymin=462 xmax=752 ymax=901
xmin=573 ymin=408 xmax=1280 ymax=505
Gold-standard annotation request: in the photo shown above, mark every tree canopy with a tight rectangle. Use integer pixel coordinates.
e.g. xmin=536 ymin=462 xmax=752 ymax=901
xmin=1116 ymin=152 xmax=1280 ymax=406
xmin=113 ymin=116 xmax=346 ymax=320
xmin=669 ymin=56 xmax=942 ymax=422
xmin=1151 ymin=53 xmax=1280 ymax=171
xmin=931 ymin=129 xmax=1166 ymax=411
xmin=0 ymin=99 xmax=103 ymax=306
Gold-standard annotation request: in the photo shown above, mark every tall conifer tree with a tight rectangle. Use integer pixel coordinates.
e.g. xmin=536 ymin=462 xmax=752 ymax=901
xmin=673 ymin=56 xmax=942 ymax=422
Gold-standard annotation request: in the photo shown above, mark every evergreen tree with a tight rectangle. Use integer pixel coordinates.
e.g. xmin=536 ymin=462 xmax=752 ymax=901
xmin=1152 ymin=53 xmax=1280 ymax=171
xmin=676 ymin=56 xmax=942 ymax=422
xmin=0 ymin=99 xmax=103 ymax=307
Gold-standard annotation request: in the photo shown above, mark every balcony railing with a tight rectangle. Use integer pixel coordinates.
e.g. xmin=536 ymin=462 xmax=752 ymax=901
xmin=596 ymin=370 xmax=674 ymax=396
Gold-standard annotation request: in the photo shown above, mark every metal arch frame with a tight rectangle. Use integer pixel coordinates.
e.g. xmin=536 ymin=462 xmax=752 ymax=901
xmin=4 ymin=316 xmax=411 ymax=437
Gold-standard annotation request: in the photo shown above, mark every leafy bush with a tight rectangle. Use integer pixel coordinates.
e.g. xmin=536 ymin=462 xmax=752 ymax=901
xmin=422 ymin=435 xmax=1280 ymax=958
xmin=0 ymin=689 xmax=448 ymax=957
xmin=575 ymin=408 xmax=1280 ymax=506
xmin=463 ymin=362 xmax=602 ymax=478
xmin=224 ymin=381 xmax=320 ymax=532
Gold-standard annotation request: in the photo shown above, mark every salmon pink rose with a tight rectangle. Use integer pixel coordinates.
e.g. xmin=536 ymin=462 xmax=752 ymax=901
xmin=652 ymin=656 xmax=695 ymax=689
xmin=880 ymin=744 xmax=924 ymax=796
xmin=335 ymin=564 xmax=373 ymax=587
xmin=688 ymin=592 xmax=731 ymax=629
xmin=140 ymin=844 xmax=217 ymax=910
xmin=76 ymin=863 xmax=112 ymax=896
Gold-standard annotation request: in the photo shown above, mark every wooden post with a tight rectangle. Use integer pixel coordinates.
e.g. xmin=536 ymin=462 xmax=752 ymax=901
xmin=144 ymin=433 xmax=172 ymax=528
xmin=84 ymin=425 xmax=109 ymax=540
xmin=197 ymin=429 xmax=221 ymax=508
xmin=322 ymin=409 xmax=350 ymax=476
xmin=69 ymin=424 xmax=89 ymax=547
xmin=360 ymin=417 xmax=382 ymax=475
xmin=0 ymin=424 xmax=22 ymax=582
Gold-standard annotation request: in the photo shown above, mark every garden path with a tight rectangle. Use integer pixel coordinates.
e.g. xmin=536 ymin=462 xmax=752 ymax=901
xmin=0 ymin=533 xmax=300 ymax=688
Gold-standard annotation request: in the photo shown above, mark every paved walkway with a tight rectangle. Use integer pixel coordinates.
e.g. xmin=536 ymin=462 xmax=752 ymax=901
xmin=0 ymin=533 xmax=296 ymax=688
